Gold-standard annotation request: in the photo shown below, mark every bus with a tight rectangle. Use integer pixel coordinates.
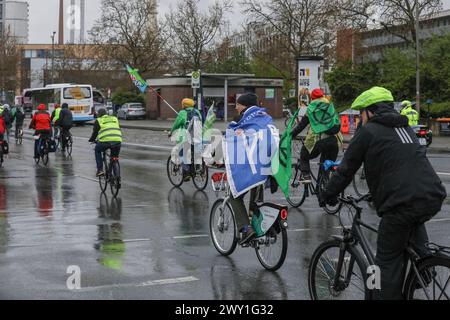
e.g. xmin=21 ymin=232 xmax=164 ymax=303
xmin=22 ymin=84 xmax=105 ymax=123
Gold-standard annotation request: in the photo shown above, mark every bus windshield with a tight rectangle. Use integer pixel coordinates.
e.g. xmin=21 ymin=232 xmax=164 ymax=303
xmin=63 ymin=86 xmax=92 ymax=100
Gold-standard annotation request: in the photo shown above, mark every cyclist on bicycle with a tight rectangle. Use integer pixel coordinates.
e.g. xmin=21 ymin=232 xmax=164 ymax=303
xmin=0 ymin=106 xmax=6 ymax=143
xmin=58 ymin=103 xmax=73 ymax=152
xmin=89 ymin=108 xmax=122 ymax=177
xmin=400 ymin=100 xmax=419 ymax=126
xmin=321 ymin=86 xmax=447 ymax=300
xmin=29 ymin=104 xmax=52 ymax=160
xmin=170 ymin=98 xmax=202 ymax=182
xmin=13 ymin=105 xmax=25 ymax=143
xmin=226 ymin=93 xmax=279 ymax=244
xmin=51 ymin=104 xmax=62 ymax=140
xmin=291 ymin=88 xmax=342 ymax=183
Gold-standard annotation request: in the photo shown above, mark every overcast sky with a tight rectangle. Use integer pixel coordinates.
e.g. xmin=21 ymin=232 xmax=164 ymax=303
xmin=28 ymin=0 xmax=450 ymax=44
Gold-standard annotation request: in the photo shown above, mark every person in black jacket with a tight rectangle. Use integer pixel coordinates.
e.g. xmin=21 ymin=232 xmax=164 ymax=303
xmin=58 ymin=103 xmax=73 ymax=152
xmin=14 ymin=106 xmax=25 ymax=143
xmin=321 ymin=87 xmax=447 ymax=300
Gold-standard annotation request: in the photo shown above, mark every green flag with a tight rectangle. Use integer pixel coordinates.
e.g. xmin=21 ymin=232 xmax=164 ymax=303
xmin=125 ymin=64 xmax=148 ymax=93
xmin=272 ymin=109 xmax=300 ymax=198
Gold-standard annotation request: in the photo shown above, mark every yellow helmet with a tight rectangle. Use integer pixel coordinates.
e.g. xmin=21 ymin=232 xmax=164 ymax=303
xmin=182 ymin=98 xmax=195 ymax=109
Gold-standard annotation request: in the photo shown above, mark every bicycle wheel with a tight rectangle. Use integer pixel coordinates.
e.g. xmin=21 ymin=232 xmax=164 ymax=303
xmin=352 ymin=169 xmax=369 ymax=197
xmin=255 ymin=221 xmax=288 ymax=271
xmin=110 ymin=161 xmax=121 ymax=198
xmin=404 ymin=256 xmax=450 ymax=300
xmin=66 ymin=136 xmax=73 ymax=156
xmin=192 ymin=162 xmax=209 ymax=191
xmin=309 ymin=239 xmax=371 ymax=300
xmin=99 ymin=159 xmax=108 ymax=194
xmin=318 ymin=172 xmax=343 ymax=215
xmin=42 ymin=141 xmax=49 ymax=166
xmin=167 ymin=156 xmax=184 ymax=187
xmin=210 ymin=199 xmax=238 ymax=256
xmin=287 ymin=163 xmax=307 ymax=208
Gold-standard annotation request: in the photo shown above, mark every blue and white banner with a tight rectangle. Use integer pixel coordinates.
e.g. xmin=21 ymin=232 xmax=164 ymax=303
xmin=223 ymin=107 xmax=279 ymax=198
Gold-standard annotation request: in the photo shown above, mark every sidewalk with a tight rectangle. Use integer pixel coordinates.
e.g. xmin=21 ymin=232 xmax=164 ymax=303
xmin=96 ymin=119 xmax=450 ymax=153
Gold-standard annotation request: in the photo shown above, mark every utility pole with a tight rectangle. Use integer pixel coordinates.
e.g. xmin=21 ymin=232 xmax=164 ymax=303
xmin=51 ymin=31 xmax=56 ymax=85
xmin=415 ymin=0 xmax=421 ymax=114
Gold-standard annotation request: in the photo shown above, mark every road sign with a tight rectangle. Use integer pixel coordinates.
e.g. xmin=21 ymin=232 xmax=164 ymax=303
xmin=191 ymin=70 xmax=201 ymax=89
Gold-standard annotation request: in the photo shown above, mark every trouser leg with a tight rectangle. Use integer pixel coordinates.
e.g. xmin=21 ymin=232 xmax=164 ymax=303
xmin=375 ymin=213 xmax=414 ymax=300
xmin=229 ymin=193 xmax=249 ymax=232
xmin=299 ymin=145 xmax=312 ymax=174
xmin=95 ymin=143 xmax=107 ymax=171
xmin=34 ymin=138 xmax=40 ymax=158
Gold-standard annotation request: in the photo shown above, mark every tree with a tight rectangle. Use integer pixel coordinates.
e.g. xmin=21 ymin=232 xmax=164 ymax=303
xmin=336 ymin=0 xmax=443 ymax=46
xmin=111 ymin=88 xmax=145 ymax=107
xmin=89 ymin=0 xmax=170 ymax=78
xmin=206 ymin=38 xmax=252 ymax=74
xmin=241 ymin=0 xmax=341 ymax=79
xmin=165 ymin=0 xmax=232 ymax=73
xmin=0 ymin=27 xmax=19 ymax=103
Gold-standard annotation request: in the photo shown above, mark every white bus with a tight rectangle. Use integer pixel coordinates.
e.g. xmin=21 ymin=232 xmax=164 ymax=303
xmin=22 ymin=84 xmax=105 ymax=123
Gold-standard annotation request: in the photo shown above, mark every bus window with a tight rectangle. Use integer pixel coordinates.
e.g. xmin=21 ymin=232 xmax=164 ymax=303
xmin=63 ymin=87 xmax=92 ymax=100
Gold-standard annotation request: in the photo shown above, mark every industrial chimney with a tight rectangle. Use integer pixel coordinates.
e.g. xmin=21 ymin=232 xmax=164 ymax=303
xmin=59 ymin=0 xmax=64 ymax=44
xmin=70 ymin=0 xmax=75 ymax=43
xmin=80 ymin=0 xmax=85 ymax=43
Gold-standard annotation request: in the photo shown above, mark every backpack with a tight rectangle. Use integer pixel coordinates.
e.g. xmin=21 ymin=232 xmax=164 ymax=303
xmin=186 ymin=108 xmax=203 ymax=144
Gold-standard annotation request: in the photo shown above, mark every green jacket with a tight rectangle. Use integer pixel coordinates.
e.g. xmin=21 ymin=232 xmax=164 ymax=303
xmin=401 ymin=106 xmax=419 ymax=126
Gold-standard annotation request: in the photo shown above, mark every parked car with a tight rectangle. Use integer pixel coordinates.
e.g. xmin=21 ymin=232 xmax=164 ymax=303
xmin=117 ymin=103 xmax=146 ymax=120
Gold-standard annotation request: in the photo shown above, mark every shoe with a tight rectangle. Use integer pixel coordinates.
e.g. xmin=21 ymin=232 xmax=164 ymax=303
xmin=239 ymin=226 xmax=256 ymax=245
xmin=96 ymin=171 xmax=105 ymax=177
xmin=300 ymin=173 xmax=312 ymax=184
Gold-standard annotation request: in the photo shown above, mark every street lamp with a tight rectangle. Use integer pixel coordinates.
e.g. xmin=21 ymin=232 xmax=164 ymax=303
xmin=51 ymin=31 xmax=56 ymax=84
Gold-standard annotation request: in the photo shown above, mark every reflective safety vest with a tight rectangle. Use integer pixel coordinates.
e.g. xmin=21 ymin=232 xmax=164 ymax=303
xmin=53 ymin=108 xmax=62 ymax=124
xmin=98 ymin=115 xmax=122 ymax=143
xmin=401 ymin=106 xmax=419 ymax=126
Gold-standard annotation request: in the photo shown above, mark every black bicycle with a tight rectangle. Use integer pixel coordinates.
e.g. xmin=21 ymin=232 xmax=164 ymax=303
xmin=308 ymin=194 xmax=450 ymax=300
xmin=98 ymin=146 xmax=121 ymax=198
xmin=35 ymin=134 xmax=51 ymax=166
xmin=59 ymin=129 xmax=73 ymax=156
xmin=167 ymin=143 xmax=209 ymax=191
xmin=352 ymin=167 xmax=369 ymax=197
xmin=288 ymin=158 xmax=343 ymax=215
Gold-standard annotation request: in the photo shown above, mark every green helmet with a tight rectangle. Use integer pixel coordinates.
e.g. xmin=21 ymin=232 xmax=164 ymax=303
xmin=401 ymin=100 xmax=412 ymax=109
xmin=351 ymin=87 xmax=394 ymax=111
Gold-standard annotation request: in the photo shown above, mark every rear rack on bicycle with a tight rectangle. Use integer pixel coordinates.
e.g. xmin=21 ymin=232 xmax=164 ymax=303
xmin=426 ymin=243 xmax=450 ymax=255
xmin=211 ymin=171 xmax=228 ymax=192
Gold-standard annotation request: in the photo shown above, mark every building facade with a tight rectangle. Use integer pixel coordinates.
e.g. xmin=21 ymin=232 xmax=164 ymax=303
xmin=337 ymin=10 xmax=450 ymax=64
xmin=146 ymin=74 xmax=284 ymax=121
xmin=1 ymin=0 xmax=29 ymax=43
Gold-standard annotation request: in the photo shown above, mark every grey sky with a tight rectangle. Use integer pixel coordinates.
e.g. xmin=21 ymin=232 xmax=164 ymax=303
xmin=28 ymin=0 xmax=450 ymax=44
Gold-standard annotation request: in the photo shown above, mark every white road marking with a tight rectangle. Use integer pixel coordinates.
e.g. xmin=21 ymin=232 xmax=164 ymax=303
xmin=123 ymin=239 xmax=151 ymax=243
xmin=437 ymin=172 xmax=450 ymax=176
xmin=75 ymin=276 xmax=199 ymax=292
xmin=138 ymin=276 xmax=199 ymax=287
xmin=173 ymin=235 xmax=209 ymax=239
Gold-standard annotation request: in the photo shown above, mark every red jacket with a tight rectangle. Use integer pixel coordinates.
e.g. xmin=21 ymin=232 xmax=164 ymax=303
xmin=0 ymin=117 xmax=5 ymax=135
xmin=30 ymin=111 xmax=51 ymax=131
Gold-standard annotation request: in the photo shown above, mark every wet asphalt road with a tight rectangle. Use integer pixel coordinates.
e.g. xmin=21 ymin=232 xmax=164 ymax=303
xmin=0 ymin=133 xmax=449 ymax=300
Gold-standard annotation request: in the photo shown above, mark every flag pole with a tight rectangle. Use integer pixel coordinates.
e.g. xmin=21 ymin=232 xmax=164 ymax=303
xmin=146 ymin=85 xmax=179 ymax=116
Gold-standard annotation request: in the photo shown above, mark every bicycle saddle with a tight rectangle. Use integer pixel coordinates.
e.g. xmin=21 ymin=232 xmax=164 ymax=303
xmin=323 ymin=160 xmax=341 ymax=171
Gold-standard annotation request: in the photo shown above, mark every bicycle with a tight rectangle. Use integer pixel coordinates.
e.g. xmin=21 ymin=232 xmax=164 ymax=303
xmin=210 ymin=178 xmax=289 ymax=271
xmin=288 ymin=157 xmax=343 ymax=215
xmin=35 ymin=134 xmax=51 ymax=166
xmin=308 ymin=194 xmax=450 ymax=300
xmin=96 ymin=143 xmax=121 ymax=198
xmin=352 ymin=167 xmax=369 ymax=197
xmin=59 ymin=129 xmax=73 ymax=156
xmin=167 ymin=141 xmax=209 ymax=191
xmin=16 ymin=128 xmax=23 ymax=145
